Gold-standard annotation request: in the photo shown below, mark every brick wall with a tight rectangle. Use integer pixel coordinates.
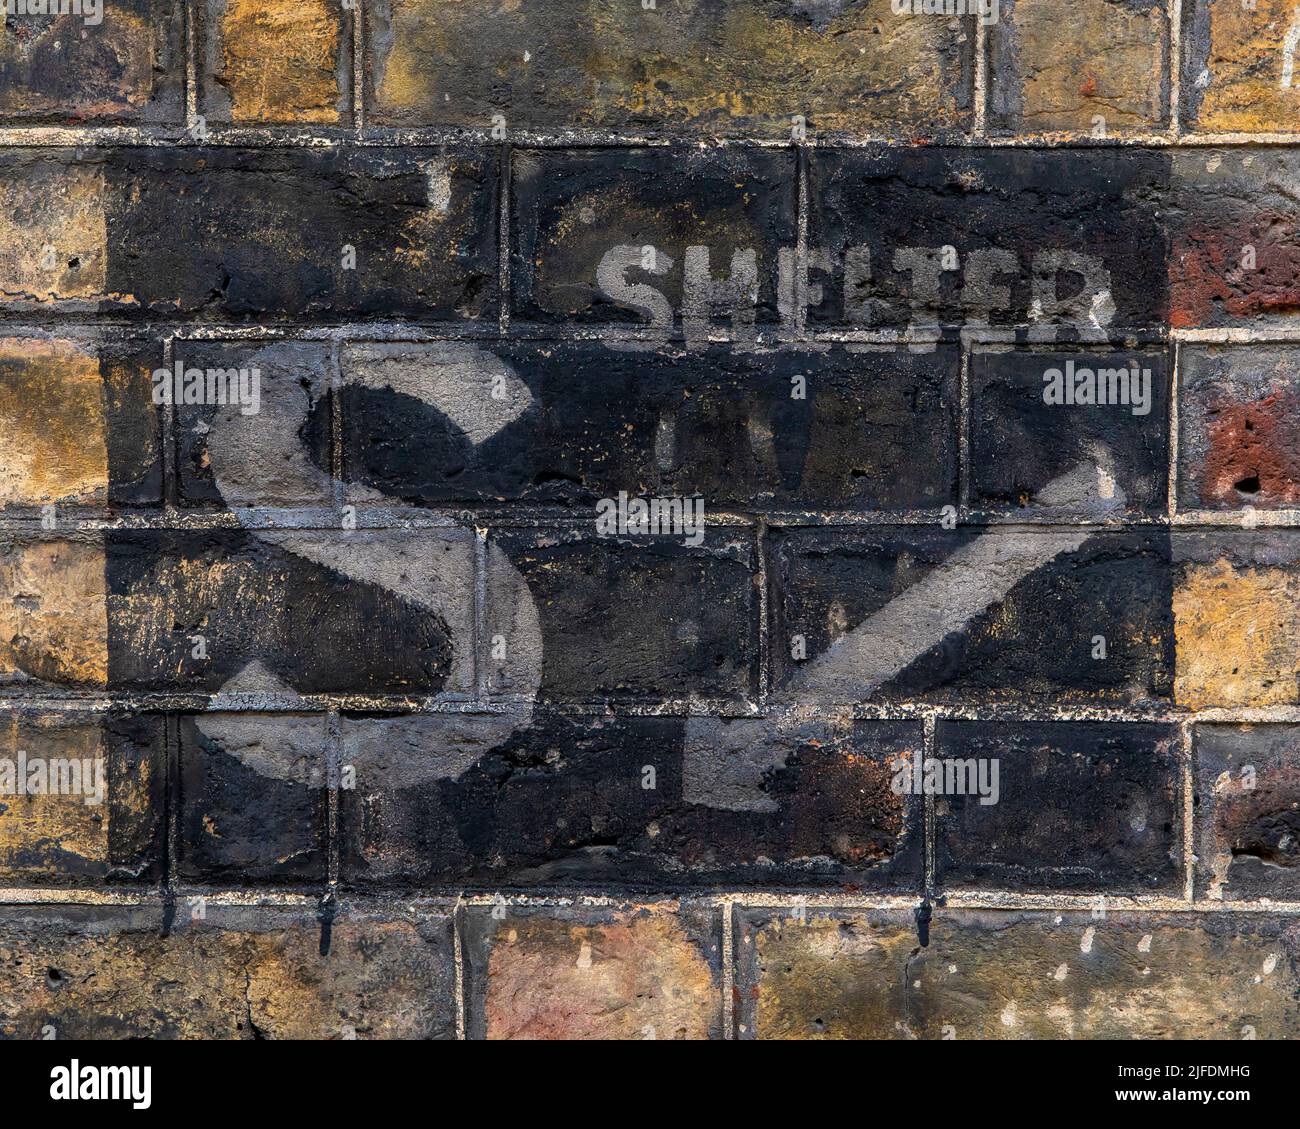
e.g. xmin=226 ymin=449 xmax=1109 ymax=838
xmin=0 ymin=0 xmax=1298 ymax=1040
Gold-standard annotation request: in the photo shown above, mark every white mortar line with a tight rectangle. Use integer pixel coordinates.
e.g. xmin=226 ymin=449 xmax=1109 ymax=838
xmin=352 ymin=0 xmax=366 ymax=135
xmin=720 ymin=899 xmax=735 ymax=1040
xmin=1169 ymin=0 xmax=1183 ymax=136
xmin=452 ymin=898 xmax=467 ymax=1041
xmin=4 ymin=888 xmax=1300 ymax=913
xmin=1182 ymin=719 xmax=1196 ymax=903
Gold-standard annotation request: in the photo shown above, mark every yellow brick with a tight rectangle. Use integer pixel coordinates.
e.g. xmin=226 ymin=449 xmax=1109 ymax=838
xmin=0 ymin=339 xmax=108 ymax=509
xmin=0 ymin=540 xmax=108 ymax=689
xmin=1174 ymin=559 xmax=1300 ymax=709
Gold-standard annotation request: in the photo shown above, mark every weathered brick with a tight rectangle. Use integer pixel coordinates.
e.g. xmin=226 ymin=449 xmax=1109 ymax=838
xmin=768 ymin=527 xmax=1173 ymax=707
xmin=1178 ymin=343 xmax=1300 ymax=511
xmin=465 ymin=902 xmax=722 ymax=1039
xmin=0 ymin=158 xmax=108 ymax=303
xmin=336 ymin=712 xmax=923 ymax=889
xmin=105 ymin=529 xmax=474 ymax=695
xmin=970 ymin=347 xmax=1170 ymax=519
xmin=934 ymin=721 xmax=1181 ymax=892
xmin=178 ymin=713 xmax=326 ymax=884
xmin=1181 ymin=0 xmax=1300 ymax=133
xmin=808 ymin=148 xmax=1170 ymax=335
xmin=734 ymin=907 xmax=918 ymax=1038
xmin=737 ymin=908 xmax=1300 ymax=1039
xmin=336 ymin=341 xmax=957 ymax=513
xmin=201 ymin=0 xmax=350 ymax=125
xmin=1195 ymin=724 xmax=1300 ymax=901
xmin=0 ymin=149 xmax=497 ymax=321
xmin=0 ymin=0 xmax=183 ymax=123
xmin=1173 ymin=531 xmax=1300 ymax=709
xmin=510 ymin=147 xmax=796 ymax=333
xmin=487 ymin=528 xmax=758 ymax=706
xmin=0 ymin=338 xmax=106 ymax=509
xmin=366 ymin=0 xmax=973 ymax=137
xmin=0 ymin=903 xmax=456 ymax=1039
xmin=112 ymin=148 xmax=496 ymax=321
xmin=989 ymin=0 xmax=1169 ymax=135
xmin=173 ymin=339 xmax=333 ymax=510
xmin=1170 ymin=149 xmax=1300 ymax=329
xmin=0 ymin=711 xmax=161 ymax=884
xmin=0 ymin=537 xmax=107 ymax=690
xmin=0 ymin=336 xmax=161 ymax=511
xmin=910 ymin=911 xmax=1300 ymax=1039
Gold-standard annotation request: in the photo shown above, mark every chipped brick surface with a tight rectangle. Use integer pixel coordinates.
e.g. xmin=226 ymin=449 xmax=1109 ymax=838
xmin=1170 ymin=149 xmax=1300 ymax=329
xmin=1179 ymin=343 xmax=1300 ymax=510
xmin=1195 ymin=725 xmax=1300 ymax=901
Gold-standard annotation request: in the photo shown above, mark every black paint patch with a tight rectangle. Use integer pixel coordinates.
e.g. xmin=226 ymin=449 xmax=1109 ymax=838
xmin=970 ymin=347 xmax=1170 ymax=518
xmin=510 ymin=147 xmax=797 ymax=328
xmin=337 ymin=712 xmax=923 ymax=890
xmin=487 ymin=529 xmax=758 ymax=706
xmin=176 ymin=713 xmax=326 ymax=884
xmin=102 ymin=147 xmax=497 ymax=321
xmin=105 ymin=530 xmax=458 ymax=694
xmin=933 ymin=720 xmax=1181 ymax=892
xmin=768 ymin=526 xmax=1174 ymax=707
xmin=807 ymin=147 xmax=1170 ymax=334
xmin=337 ymin=342 xmax=958 ymax=513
